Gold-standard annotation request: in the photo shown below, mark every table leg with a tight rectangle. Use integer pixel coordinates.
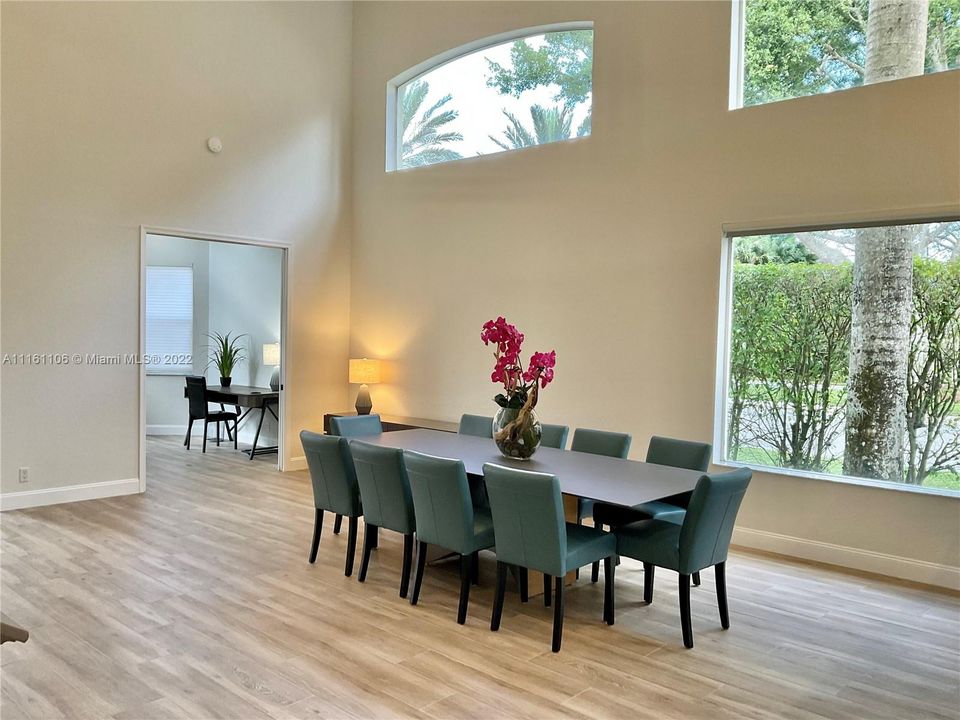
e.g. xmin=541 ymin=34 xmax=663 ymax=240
xmin=249 ymin=405 xmax=268 ymax=461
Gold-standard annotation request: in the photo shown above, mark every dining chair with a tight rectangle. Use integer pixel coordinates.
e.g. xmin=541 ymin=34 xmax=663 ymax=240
xmin=615 ymin=467 xmax=752 ymax=648
xmin=569 ymin=428 xmax=632 ymax=559
xmin=591 ymin=436 xmax=712 ymax=582
xmin=403 ymin=450 xmax=495 ymax=624
xmin=458 ymin=414 xmax=493 ymax=438
xmin=539 ymin=423 xmax=570 ymax=449
xmin=349 ymin=441 xmax=417 ymax=598
xmin=184 ymin=376 xmax=238 ymax=453
xmin=483 ymin=463 xmax=616 ymax=652
xmin=299 ymin=430 xmax=363 ymax=576
xmin=328 ymin=414 xmax=383 ymax=535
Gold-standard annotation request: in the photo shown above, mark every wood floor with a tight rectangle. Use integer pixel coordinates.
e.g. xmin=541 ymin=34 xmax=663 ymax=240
xmin=1 ymin=436 xmax=958 ymax=720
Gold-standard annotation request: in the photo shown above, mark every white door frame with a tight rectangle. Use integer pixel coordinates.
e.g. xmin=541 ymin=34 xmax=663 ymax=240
xmin=139 ymin=225 xmax=291 ymax=492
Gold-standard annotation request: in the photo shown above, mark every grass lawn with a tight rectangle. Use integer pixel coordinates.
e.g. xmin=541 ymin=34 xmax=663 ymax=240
xmin=730 ymin=446 xmax=960 ymax=492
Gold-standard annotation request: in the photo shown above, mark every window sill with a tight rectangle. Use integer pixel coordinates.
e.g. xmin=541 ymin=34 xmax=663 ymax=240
xmin=714 ymin=459 xmax=960 ymax=499
xmin=146 ymin=369 xmax=192 ymax=377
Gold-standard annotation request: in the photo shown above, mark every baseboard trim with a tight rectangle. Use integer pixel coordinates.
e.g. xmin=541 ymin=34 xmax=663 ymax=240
xmin=287 ymin=455 xmax=307 ymax=471
xmin=733 ymin=526 xmax=960 ymax=591
xmin=1 ymin=478 xmax=141 ymax=512
xmin=147 ymin=424 xmax=199 ymax=436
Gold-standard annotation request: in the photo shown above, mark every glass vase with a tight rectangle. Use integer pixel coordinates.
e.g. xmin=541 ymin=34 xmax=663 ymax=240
xmin=493 ymin=406 xmax=542 ymax=460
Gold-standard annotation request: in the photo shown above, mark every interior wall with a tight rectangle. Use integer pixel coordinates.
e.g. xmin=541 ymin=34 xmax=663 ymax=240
xmin=1 ymin=1 xmax=353 ymax=496
xmin=350 ymin=1 xmax=960 ymax=584
xmin=144 ymin=235 xmax=210 ymax=434
xmin=207 ymin=242 xmax=283 ymax=445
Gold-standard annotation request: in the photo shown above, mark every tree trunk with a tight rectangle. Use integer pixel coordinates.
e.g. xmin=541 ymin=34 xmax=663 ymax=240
xmin=844 ymin=1 xmax=927 ymax=482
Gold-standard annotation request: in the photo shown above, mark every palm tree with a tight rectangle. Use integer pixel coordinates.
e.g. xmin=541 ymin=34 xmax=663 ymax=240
xmin=399 ymin=80 xmax=463 ymax=168
xmin=489 ymin=104 xmax=588 ymax=150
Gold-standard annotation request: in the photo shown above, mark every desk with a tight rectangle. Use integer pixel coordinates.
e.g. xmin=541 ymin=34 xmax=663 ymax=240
xmin=186 ymin=385 xmax=279 ymax=460
xmin=356 ymin=429 xmax=703 ymax=507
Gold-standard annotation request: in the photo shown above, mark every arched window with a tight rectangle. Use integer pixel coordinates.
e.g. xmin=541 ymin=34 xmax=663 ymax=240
xmin=386 ymin=23 xmax=594 ymax=171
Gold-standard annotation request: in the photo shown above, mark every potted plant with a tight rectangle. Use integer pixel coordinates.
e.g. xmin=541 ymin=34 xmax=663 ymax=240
xmin=481 ymin=317 xmax=556 ymax=460
xmin=207 ymin=332 xmax=247 ymax=387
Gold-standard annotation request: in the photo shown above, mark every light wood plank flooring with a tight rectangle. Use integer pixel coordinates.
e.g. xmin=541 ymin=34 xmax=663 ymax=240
xmin=1 ymin=436 xmax=958 ymax=719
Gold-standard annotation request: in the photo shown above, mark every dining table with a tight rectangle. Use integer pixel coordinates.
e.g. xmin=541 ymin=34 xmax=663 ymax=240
xmin=350 ymin=429 xmax=705 ymax=594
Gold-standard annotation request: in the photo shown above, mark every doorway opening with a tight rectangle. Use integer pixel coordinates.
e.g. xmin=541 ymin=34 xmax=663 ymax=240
xmin=138 ymin=228 xmax=289 ymax=491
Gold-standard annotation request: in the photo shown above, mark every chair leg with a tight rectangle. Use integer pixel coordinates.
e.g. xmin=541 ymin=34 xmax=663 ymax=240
xmin=410 ymin=540 xmax=427 ymax=606
xmin=643 ymin=563 xmax=655 ymax=604
xmin=202 ymin=420 xmax=208 ymax=453
xmin=358 ymin=523 xmax=376 ymax=582
xmin=679 ymin=573 xmax=693 ymax=648
xmin=543 ymin=574 xmax=552 ymax=607
xmin=603 ymin=555 xmax=615 ymax=625
xmin=334 ymin=514 xmax=343 ymax=534
xmin=716 ymin=562 xmax=729 ymax=630
xmin=591 ymin=560 xmax=600 ymax=583
xmin=491 ymin=561 xmax=508 ymax=631
xmin=693 ymin=571 xmax=701 ymax=587
xmin=457 ymin=554 xmax=472 ymax=625
xmin=216 ymin=420 xmax=221 ymax=446
xmin=308 ymin=509 xmax=323 ymax=564
xmin=471 ymin=551 xmax=480 ymax=586
xmin=552 ymin=576 xmax=565 ymax=652
xmin=233 ymin=418 xmax=238 ymax=449
xmin=399 ymin=534 xmax=414 ymax=598
xmin=184 ymin=418 xmax=193 ymax=447
xmin=372 ymin=526 xmax=379 ymax=549
xmin=344 ymin=517 xmax=358 ymax=577
xmin=519 ymin=566 xmax=528 ymax=603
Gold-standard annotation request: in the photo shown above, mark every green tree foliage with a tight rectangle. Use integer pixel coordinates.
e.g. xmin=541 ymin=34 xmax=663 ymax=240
xmin=398 ymin=80 xmax=463 ymax=169
xmin=486 ymin=30 xmax=593 ymax=104
xmin=735 ymin=234 xmax=819 ymax=265
xmin=489 ymin=104 xmax=577 ymax=150
xmin=906 ymin=258 xmax=960 ymax=484
xmin=730 ymin=263 xmax=852 ymax=472
xmin=743 ymin=0 xmax=960 ymax=105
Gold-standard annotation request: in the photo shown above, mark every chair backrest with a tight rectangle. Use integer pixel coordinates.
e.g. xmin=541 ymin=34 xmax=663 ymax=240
xmin=571 ymin=428 xmax=632 ymax=459
xmin=646 ymin=436 xmax=712 ymax=472
xmin=330 ymin=414 xmax=383 ymax=438
xmin=540 ymin=423 xmax=570 ymax=450
xmin=679 ymin=468 xmax=752 ymax=574
xmin=299 ymin=430 xmax=362 ymax=517
xmin=458 ymin=414 xmax=493 ymax=438
xmin=482 ymin=463 xmax=567 ymax=578
xmin=185 ymin=376 xmax=208 ymax=420
xmin=402 ymin=450 xmax=476 ymax=554
xmin=350 ymin=441 xmax=416 ymax=534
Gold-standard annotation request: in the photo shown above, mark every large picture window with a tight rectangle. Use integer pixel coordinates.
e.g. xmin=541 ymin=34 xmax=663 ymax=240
xmin=733 ymin=0 xmax=960 ymax=108
xmin=387 ymin=24 xmax=593 ymax=171
xmin=720 ymin=221 xmax=960 ymax=493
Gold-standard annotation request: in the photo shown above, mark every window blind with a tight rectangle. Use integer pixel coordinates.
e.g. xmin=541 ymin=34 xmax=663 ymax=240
xmin=145 ymin=266 xmax=193 ymax=373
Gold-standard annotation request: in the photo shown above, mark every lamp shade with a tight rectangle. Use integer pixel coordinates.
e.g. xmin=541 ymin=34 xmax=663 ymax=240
xmin=349 ymin=358 xmax=381 ymax=384
xmin=262 ymin=342 xmax=280 ymax=366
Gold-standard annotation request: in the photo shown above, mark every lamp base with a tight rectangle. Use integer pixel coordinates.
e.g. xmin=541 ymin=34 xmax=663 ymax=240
xmin=270 ymin=367 xmax=280 ymax=391
xmin=355 ymin=384 xmax=372 ymax=415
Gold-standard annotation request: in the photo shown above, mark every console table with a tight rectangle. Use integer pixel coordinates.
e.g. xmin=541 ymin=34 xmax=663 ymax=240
xmin=322 ymin=412 xmax=457 ymax=435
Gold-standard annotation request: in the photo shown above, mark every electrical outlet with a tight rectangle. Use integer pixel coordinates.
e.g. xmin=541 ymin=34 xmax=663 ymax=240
xmin=18 ymin=467 xmax=29 ymax=484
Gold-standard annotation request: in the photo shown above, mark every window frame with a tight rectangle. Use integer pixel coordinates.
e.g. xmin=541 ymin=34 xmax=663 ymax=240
xmin=714 ymin=215 xmax=960 ymax=498
xmin=385 ymin=20 xmax=594 ymax=172
xmin=145 ymin=264 xmax=194 ymax=376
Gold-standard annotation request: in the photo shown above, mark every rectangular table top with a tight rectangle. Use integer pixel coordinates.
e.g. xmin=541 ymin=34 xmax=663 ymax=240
xmin=352 ymin=429 xmax=704 ymax=508
xmin=184 ymin=385 xmax=278 ymax=407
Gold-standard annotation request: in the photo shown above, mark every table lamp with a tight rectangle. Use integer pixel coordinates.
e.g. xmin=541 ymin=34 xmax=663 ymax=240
xmin=262 ymin=343 xmax=281 ymax=391
xmin=349 ymin=358 xmax=381 ymax=415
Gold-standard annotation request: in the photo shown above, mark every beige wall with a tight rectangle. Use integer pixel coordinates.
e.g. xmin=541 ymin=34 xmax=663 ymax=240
xmin=350 ymin=2 xmax=960 ymax=585
xmin=1 ymin=1 xmax=353 ymax=494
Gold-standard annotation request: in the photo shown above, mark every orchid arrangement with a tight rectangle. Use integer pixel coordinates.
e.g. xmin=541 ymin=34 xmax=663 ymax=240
xmin=481 ymin=317 xmax=556 ymax=410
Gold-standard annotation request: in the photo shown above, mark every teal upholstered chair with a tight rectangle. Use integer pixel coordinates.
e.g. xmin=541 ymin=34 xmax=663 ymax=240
xmin=330 ymin=414 xmax=383 ymax=438
xmin=349 ymin=441 xmax=417 ymax=598
xmin=540 ymin=423 xmax=570 ymax=449
xmin=483 ymin=463 xmax=617 ymax=652
xmin=458 ymin=414 xmax=493 ymax=438
xmin=328 ymin=414 xmax=383 ymax=534
xmin=300 ymin=430 xmax=362 ymax=576
xmin=403 ymin=450 xmax=496 ymax=624
xmin=615 ymin=467 xmax=752 ymax=648
xmin=569 ymin=428 xmax=632 ymax=562
xmin=591 ymin=436 xmax=712 ymax=582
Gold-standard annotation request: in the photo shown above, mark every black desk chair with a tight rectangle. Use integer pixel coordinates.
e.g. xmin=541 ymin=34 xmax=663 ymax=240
xmin=185 ymin=376 xmax=239 ymax=452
